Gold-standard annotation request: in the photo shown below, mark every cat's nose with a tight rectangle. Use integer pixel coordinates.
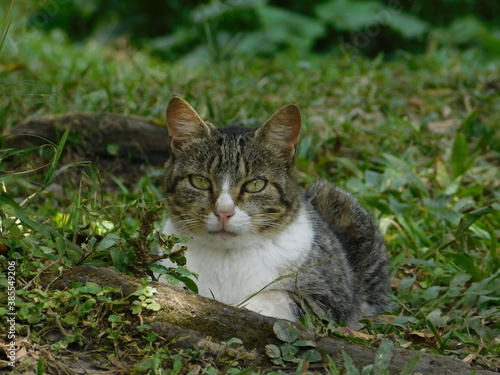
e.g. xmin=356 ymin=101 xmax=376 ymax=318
xmin=215 ymin=211 xmax=234 ymax=225
xmin=214 ymin=192 xmax=235 ymax=226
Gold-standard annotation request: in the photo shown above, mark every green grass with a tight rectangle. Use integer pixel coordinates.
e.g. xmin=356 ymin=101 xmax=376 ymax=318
xmin=1 ymin=23 xmax=499 ymax=373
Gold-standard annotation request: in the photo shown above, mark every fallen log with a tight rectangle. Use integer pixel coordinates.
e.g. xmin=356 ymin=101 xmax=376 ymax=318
xmin=5 ymin=112 xmax=171 ymax=186
xmin=6 ymin=112 xmax=170 ymax=166
xmin=50 ymin=265 xmax=497 ymax=374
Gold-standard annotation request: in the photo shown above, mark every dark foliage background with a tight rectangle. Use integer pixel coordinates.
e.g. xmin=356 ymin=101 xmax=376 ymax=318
xmin=32 ymin=0 xmax=500 ymax=59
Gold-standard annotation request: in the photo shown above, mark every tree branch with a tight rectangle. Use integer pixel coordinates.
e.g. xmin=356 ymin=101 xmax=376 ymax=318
xmin=50 ymin=266 xmax=497 ymax=374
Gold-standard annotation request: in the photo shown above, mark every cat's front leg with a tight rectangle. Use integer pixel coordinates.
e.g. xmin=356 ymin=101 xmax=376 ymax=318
xmin=240 ymin=290 xmax=297 ymax=321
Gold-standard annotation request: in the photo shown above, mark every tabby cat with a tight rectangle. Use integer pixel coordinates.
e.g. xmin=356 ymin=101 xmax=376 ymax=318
xmin=160 ymin=97 xmax=389 ymax=324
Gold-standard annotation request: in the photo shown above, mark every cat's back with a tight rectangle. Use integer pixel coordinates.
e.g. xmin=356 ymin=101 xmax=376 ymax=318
xmin=304 ymin=180 xmax=389 ymax=316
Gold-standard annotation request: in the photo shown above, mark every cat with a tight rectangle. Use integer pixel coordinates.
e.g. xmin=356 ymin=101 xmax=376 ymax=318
xmin=159 ymin=96 xmax=389 ymax=325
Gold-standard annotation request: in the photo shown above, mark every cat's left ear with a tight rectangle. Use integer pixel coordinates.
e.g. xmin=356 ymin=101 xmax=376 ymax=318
xmin=255 ymin=104 xmax=301 ymax=158
xmin=166 ymin=96 xmax=214 ymax=150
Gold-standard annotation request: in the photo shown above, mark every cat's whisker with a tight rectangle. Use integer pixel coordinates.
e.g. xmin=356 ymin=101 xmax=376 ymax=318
xmin=251 ymin=218 xmax=284 ymax=227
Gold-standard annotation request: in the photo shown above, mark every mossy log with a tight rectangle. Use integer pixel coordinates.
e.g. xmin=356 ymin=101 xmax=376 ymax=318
xmin=6 ymin=112 xmax=170 ymax=166
xmin=51 ymin=265 xmax=497 ymax=374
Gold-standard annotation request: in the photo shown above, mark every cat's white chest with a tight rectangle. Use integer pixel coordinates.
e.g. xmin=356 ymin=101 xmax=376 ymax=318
xmin=160 ymin=208 xmax=313 ymax=320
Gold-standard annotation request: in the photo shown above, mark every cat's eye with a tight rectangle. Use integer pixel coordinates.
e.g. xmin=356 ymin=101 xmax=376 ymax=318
xmin=189 ymin=175 xmax=212 ymax=190
xmin=243 ymin=178 xmax=267 ymax=193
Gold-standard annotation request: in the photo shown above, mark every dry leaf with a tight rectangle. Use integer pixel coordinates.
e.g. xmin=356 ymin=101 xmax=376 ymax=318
xmin=427 ymin=119 xmax=460 ymax=133
xmin=0 ymin=242 xmax=9 ymax=255
xmin=331 ymin=327 xmax=375 ymax=340
xmin=108 ymin=355 xmax=127 ymax=369
xmin=0 ymin=63 xmax=26 ymax=73
xmin=405 ymin=331 xmax=437 ymax=347
xmin=463 ymin=352 xmax=478 ymax=364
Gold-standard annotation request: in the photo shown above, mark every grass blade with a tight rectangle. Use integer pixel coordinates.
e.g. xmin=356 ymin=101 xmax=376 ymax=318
xmin=22 ymin=126 xmax=75 ymax=205
xmin=342 ymin=351 xmax=361 ymax=375
xmin=43 ymin=125 xmax=71 ymax=186
xmin=451 ymin=133 xmax=470 ymax=178
xmin=372 ymin=340 xmax=394 ymax=375
xmin=0 ymin=0 xmax=14 ymax=54
xmin=398 ymin=351 xmax=425 ymax=375
xmin=0 ymin=191 xmax=62 ymax=242
xmin=454 ymin=206 xmax=495 ymax=237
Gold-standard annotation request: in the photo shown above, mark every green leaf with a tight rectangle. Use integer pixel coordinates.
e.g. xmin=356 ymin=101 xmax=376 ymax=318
xmin=342 ymin=350 xmax=360 ymax=375
xmin=265 ymin=344 xmax=281 ymax=359
xmin=316 ymin=0 xmax=427 ymax=39
xmin=280 ymin=342 xmax=299 ymax=357
xmin=32 ymin=125 xmax=72 ymax=202
xmin=447 ymin=16 xmax=488 ymax=45
xmin=0 ymin=5 xmax=13 ymax=54
xmin=260 ymin=5 xmax=324 ymax=38
xmin=397 ymin=276 xmax=416 ymax=295
xmin=316 ymin=0 xmax=383 ymax=30
xmin=179 ymin=276 xmax=198 ymax=294
xmin=109 ymin=246 xmax=133 ymax=272
xmin=372 ymin=340 xmax=394 ymax=375
xmin=448 ymin=273 xmax=472 ymax=298
xmin=239 ymin=4 xmax=325 ymax=53
xmin=273 ymin=320 xmax=300 ymax=343
xmin=226 ymin=337 xmax=243 ymax=347
xmin=63 ymin=314 xmax=78 ymax=325
xmin=421 ymin=286 xmax=441 ymax=301
xmin=108 ymin=314 xmax=122 ymax=323
xmin=447 ymin=252 xmax=484 ymax=281
xmin=149 ymin=263 xmax=169 ymax=275
xmin=464 ymin=270 xmax=499 ymax=296
xmin=144 ymin=332 xmax=158 ymax=342
xmin=172 ymin=357 xmax=182 ymax=375
xmin=327 ymin=355 xmax=341 ymax=374
xmin=427 ymin=207 xmax=462 ymax=225
xmin=106 ymin=142 xmax=120 ymax=156
xmin=37 ymin=356 xmax=46 ymax=375
xmin=451 ymin=133 xmax=470 ymax=178
xmin=96 ymin=233 xmax=123 ymax=252
xmin=133 ymin=357 xmax=155 ymax=372
xmin=0 ymin=193 xmax=62 ymax=242
xmin=165 ymin=274 xmax=180 ymax=286
xmin=76 ymin=282 xmax=102 ymax=295
xmin=399 ymin=351 xmax=425 ymax=375
xmin=175 ymin=267 xmax=194 ymax=277
xmin=301 ymin=349 xmax=322 ymax=363
xmin=141 ymin=286 xmax=157 ymax=297
xmin=430 ymin=233 xmax=457 ymax=252
xmin=281 ymin=353 xmax=296 ymax=362
xmin=131 ymin=303 xmax=142 ymax=315
xmin=454 ymin=206 xmax=495 ymax=237
xmin=144 ymin=299 xmax=161 ymax=311
xmin=386 ymin=10 xmax=428 ymax=38
xmin=191 ymin=0 xmax=265 ymax=23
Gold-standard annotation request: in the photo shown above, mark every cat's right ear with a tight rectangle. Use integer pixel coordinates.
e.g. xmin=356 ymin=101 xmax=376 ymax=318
xmin=166 ymin=96 xmax=213 ymax=149
xmin=255 ymin=104 xmax=302 ymax=159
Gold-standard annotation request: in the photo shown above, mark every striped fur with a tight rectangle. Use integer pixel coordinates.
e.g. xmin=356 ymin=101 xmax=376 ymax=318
xmin=160 ymin=97 xmax=389 ymax=324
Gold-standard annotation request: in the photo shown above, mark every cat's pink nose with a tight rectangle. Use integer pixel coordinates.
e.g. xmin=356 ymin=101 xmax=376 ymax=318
xmin=214 ymin=192 xmax=235 ymax=226
xmin=216 ymin=211 xmax=234 ymax=225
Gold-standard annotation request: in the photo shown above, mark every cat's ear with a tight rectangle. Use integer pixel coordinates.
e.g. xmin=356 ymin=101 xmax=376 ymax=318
xmin=166 ymin=96 xmax=213 ymax=149
xmin=255 ymin=104 xmax=301 ymax=158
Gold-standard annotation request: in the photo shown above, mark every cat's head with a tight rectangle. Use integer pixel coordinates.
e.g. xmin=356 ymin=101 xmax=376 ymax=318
xmin=163 ymin=97 xmax=302 ymax=244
